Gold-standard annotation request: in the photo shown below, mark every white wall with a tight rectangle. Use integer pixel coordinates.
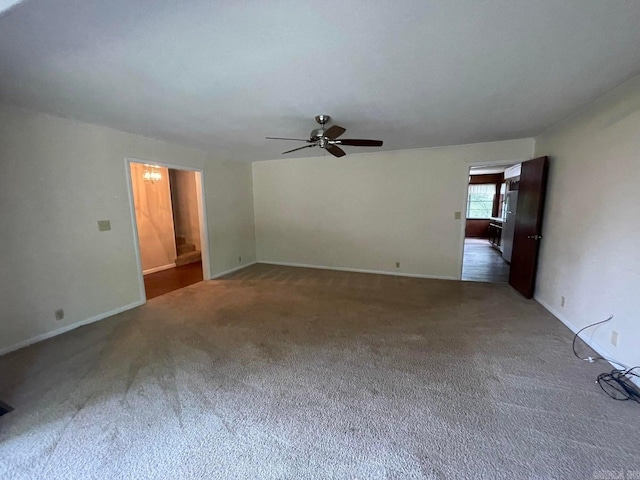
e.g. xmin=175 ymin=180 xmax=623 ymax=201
xmin=204 ymin=156 xmax=256 ymax=275
xmin=131 ymin=163 xmax=176 ymax=272
xmin=534 ymin=74 xmax=640 ymax=370
xmin=0 ymin=106 xmax=256 ymax=353
xmin=253 ymin=139 xmax=534 ymax=279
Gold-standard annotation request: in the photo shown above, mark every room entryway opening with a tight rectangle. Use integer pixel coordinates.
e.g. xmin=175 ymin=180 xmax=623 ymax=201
xmin=126 ymin=159 xmax=210 ymax=301
xmin=461 ymin=163 xmax=520 ymax=283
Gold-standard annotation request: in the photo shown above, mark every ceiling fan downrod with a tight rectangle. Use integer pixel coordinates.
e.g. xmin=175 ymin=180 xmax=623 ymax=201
xmin=310 ymin=114 xmax=330 ymax=144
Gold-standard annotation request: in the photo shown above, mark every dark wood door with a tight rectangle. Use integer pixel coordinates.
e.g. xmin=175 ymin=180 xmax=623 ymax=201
xmin=509 ymin=156 xmax=549 ymax=298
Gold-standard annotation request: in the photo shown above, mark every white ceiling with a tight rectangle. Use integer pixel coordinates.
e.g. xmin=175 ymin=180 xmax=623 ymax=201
xmin=2 ymin=0 xmax=640 ymax=162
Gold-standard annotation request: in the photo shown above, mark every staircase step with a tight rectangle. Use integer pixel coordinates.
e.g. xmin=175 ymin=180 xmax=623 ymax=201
xmin=177 ymin=243 xmax=196 ymax=255
xmin=175 ymin=250 xmax=201 ymax=266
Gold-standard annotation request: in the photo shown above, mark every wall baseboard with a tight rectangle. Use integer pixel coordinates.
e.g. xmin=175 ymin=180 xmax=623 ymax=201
xmin=209 ymin=261 xmax=257 ymax=279
xmin=143 ymin=263 xmax=176 ymax=275
xmin=0 ymin=300 xmax=144 ymax=356
xmin=1 ymin=262 xmax=258 ymax=356
xmin=258 ymin=260 xmax=458 ymax=281
xmin=535 ymin=295 xmax=639 ymax=388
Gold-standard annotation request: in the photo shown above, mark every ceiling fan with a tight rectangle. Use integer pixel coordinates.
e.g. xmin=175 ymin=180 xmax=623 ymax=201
xmin=266 ymin=115 xmax=383 ymax=157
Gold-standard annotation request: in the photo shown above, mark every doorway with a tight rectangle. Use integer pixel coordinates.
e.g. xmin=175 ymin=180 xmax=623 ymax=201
xmin=461 ymin=163 xmax=520 ymax=283
xmin=126 ymin=159 xmax=210 ymax=301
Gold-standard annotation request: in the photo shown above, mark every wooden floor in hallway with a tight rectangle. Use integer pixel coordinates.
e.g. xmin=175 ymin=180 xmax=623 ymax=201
xmin=461 ymin=238 xmax=510 ymax=283
xmin=143 ymin=261 xmax=203 ymax=299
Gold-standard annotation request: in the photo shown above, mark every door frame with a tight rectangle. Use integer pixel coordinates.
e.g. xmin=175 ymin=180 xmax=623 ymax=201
xmin=458 ymin=158 xmax=530 ymax=280
xmin=124 ymin=157 xmax=212 ymax=303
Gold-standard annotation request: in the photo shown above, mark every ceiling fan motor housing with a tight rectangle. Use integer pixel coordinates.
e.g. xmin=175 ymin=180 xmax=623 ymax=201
xmin=312 ymin=115 xmax=331 ymax=146
xmin=310 ymin=128 xmax=324 ymax=139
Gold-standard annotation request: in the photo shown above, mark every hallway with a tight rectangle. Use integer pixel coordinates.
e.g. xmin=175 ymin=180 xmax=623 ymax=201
xmin=143 ymin=261 xmax=203 ymax=299
xmin=461 ymin=238 xmax=510 ymax=283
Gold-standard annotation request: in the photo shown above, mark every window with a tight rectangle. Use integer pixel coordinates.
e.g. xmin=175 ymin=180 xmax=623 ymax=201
xmin=466 ymin=184 xmax=496 ymax=218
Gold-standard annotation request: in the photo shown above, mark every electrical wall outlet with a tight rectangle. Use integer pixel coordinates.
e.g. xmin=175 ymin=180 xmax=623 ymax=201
xmin=610 ymin=331 xmax=618 ymax=347
xmin=560 ymin=296 xmax=566 ymax=308
xmin=55 ymin=309 xmax=64 ymax=321
xmin=396 ymin=262 xmax=400 ymax=268
xmin=238 ymin=256 xmax=242 ymax=263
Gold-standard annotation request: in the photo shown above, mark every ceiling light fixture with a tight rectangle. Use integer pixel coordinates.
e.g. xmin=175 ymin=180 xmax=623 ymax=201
xmin=142 ymin=165 xmax=162 ymax=184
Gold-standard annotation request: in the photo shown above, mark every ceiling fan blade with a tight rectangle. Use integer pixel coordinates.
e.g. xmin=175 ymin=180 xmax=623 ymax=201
xmin=326 ymin=145 xmax=346 ymax=157
xmin=337 ymin=139 xmax=383 ymax=147
xmin=324 ymin=125 xmax=346 ymax=139
xmin=266 ymin=137 xmax=310 ymax=142
xmin=282 ymin=144 xmax=316 ymax=155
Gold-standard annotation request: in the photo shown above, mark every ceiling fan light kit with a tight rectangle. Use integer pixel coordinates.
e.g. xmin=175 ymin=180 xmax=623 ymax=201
xmin=266 ymin=115 xmax=383 ymax=158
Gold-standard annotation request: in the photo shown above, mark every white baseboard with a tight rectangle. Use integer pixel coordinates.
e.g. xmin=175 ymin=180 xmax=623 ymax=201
xmin=209 ymin=261 xmax=257 ymax=279
xmin=0 ymin=300 xmax=145 ymax=356
xmin=535 ymin=295 xmax=639 ymax=388
xmin=1 ymin=262 xmax=258 ymax=356
xmin=258 ymin=260 xmax=458 ymax=281
xmin=143 ymin=263 xmax=176 ymax=275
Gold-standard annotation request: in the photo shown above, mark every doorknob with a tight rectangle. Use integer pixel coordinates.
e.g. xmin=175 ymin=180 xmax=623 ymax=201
xmin=527 ymin=234 xmax=543 ymax=240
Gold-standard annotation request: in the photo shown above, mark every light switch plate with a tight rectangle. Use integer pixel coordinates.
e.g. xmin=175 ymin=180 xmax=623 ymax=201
xmin=454 ymin=211 xmax=462 ymax=220
xmin=97 ymin=220 xmax=111 ymax=231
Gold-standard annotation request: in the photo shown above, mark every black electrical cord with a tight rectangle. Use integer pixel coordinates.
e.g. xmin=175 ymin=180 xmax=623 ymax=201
xmin=597 ymin=367 xmax=640 ymax=403
xmin=572 ymin=315 xmax=640 ymax=403
xmin=572 ymin=315 xmax=619 ymax=364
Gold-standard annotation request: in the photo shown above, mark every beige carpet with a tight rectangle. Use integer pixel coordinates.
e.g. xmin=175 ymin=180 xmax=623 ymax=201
xmin=0 ymin=264 xmax=637 ymax=479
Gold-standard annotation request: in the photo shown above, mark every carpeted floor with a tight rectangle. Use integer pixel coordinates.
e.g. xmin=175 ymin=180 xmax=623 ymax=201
xmin=0 ymin=264 xmax=637 ymax=479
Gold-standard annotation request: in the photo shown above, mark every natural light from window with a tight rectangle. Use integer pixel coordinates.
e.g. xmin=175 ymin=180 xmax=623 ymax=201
xmin=467 ymin=184 xmax=495 ymax=219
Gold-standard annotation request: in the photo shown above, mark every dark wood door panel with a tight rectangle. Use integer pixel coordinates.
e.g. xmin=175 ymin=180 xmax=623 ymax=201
xmin=509 ymin=156 xmax=549 ymax=298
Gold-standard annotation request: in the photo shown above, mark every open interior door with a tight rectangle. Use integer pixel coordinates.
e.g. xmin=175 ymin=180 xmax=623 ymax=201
xmin=508 ymin=156 xmax=549 ymax=298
